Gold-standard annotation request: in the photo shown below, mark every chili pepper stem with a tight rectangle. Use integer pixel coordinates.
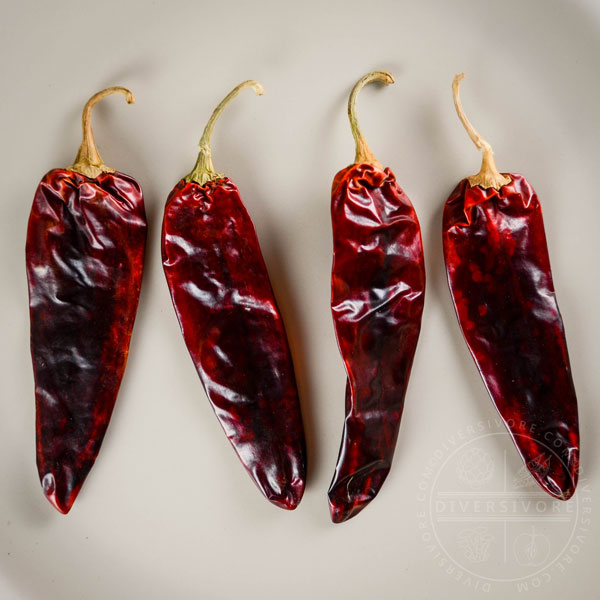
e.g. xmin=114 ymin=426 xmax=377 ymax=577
xmin=186 ymin=80 xmax=264 ymax=186
xmin=452 ymin=73 xmax=511 ymax=190
xmin=68 ymin=87 xmax=135 ymax=179
xmin=348 ymin=70 xmax=395 ymax=168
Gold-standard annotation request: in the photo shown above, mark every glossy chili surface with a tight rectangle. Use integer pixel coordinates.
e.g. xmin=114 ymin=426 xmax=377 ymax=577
xmin=328 ymin=163 xmax=425 ymax=523
xmin=26 ymin=168 xmax=147 ymax=513
xmin=162 ymin=177 xmax=306 ymax=510
xmin=443 ymin=174 xmax=579 ymax=499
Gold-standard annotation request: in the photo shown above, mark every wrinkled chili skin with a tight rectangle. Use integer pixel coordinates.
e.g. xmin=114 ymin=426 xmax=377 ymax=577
xmin=443 ymin=174 xmax=579 ymax=499
xmin=26 ymin=168 xmax=147 ymax=514
xmin=161 ymin=177 xmax=306 ymax=510
xmin=328 ymin=163 xmax=425 ymax=523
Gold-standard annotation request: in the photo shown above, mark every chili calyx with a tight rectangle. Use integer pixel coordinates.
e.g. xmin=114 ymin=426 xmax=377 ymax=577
xmin=443 ymin=73 xmax=579 ymax=500
xmin=328 ymin=71 xmax=426 ymax=523
xmin=185 ymin=80 xmax=264 ymax=185
xmin=451 ymin=73 xmax=510 ymax=191
xmin=162 ymin=81 xmax=306 ymax=510
xmin=68 ymin=86 xmax=135 ymax=179
xmin=27 ymin=86 xmax=146 ymax=513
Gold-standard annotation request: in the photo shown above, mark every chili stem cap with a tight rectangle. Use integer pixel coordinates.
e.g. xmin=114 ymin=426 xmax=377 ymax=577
xmin=348 ymin=70 xmax=395 ymax=168
xmin=186 ymin=80 xmax=264 ymax=186
xmin=68 ymin=86 xmax=135 ymax=179
xmin=452 ymin=73 xmax=511 ymax=190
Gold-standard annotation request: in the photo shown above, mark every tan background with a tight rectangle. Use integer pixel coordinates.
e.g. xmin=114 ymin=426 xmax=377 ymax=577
xmin=1 ymin=0 xmax=599 ymax=598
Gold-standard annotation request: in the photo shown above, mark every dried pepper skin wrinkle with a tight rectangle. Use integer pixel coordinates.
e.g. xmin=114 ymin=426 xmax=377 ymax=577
xmin=162 ymin=81 xmax=306 ymax=509
xmin=329 ymin=164 xmax=425 ymax=523
xmin=27 ymin=171 xmax=146 ymax=514
xmin=328 ymin=72 xmax=425 ymax=523
xmin=443 ymin=175 xmax=579 ymax=499
xmin=162 ymin=179 xmax=305 ymax=508
xmin=443 ymin=74 xmax=579 ymax=500
xmin=26 ymin=88 xmax=146 ymax=514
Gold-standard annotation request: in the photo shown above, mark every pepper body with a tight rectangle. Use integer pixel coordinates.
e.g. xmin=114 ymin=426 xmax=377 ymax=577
xmin=443 ymin=174 xmax=579 ymax=499
xmin=328 ymin=163 xmax=425 ymax=523
xmin=162 ymin=177 xmax=306 ymax=509
xmin=26 ymin=169 xmax=147 ymax=513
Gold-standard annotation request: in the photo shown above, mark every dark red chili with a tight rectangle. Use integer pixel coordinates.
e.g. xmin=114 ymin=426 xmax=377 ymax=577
xmin=328 ymin=71 xmax=426 ymax=523
xmin=161 ymin=81 xmax=306 ymax=510
xmin=26 ymin=87 xmax=147 ymax=514
xmin=442 ymin=73 xmax=579 ymax=499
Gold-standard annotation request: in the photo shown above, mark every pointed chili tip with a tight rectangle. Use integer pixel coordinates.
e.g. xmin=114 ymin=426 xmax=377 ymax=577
xmin=328 ymin=497 xmax=370 ymax=524
xmin=533 ymin=451 xmax=579 ymax=501
xmin=536 ymin=471 xmax=577 ymax=501
xmin=40 ymin=473 xmax=76 ymax=514
xmin=268 ymin=492 xmax=300 ymax=511
xmin=556 ymin=486 xmax=576 ymax=501
xmin=45 ymin=494 xmax=72 ymax=515
xmin=264 ymin=478 xmax=305 ymax=510
xmin=327 ymin=464 xmax=390 ymax=523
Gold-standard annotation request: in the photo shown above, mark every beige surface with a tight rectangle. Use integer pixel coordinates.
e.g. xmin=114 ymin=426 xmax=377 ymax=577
xmin=1 ymin=0 xmax=599 ymax=598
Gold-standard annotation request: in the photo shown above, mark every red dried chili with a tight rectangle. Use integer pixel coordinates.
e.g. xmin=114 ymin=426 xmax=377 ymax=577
xmin=161 ymin=81 xmax=306 ymax=510
xmin=442 ymin=74 xmax=579 ymax=499
xmin=328 ymin=72 xmax=426 ymax=523
xmin=26 ymin=87 xmax=147 ymax=513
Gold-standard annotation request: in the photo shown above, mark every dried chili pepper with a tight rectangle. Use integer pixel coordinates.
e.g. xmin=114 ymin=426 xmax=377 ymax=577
xmin=26 ymin=87 xmax=147 ymax=514
xmin=442 ymin=74 xmax=579 ymax=499
xmin=161 ymin=81 xmax=306 ymax=510
xmin=328 ymin=71 xmax=426 ymax=523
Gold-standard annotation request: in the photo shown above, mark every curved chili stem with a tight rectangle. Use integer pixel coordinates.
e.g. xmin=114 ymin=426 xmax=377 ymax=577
xmin=186 ymin=80 xmax=264 ymax=185
xmin=348 ymin=70 xmax=395 ymax=168
xmin=68 ymin=87 xmax=135 ymax=179
xmin=452 ymin=73 xmax=511 ymax=190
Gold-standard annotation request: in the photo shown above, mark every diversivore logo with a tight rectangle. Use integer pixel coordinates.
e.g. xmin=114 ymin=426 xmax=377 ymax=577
xmin=416 ymin=418 xmax=591 ymax=592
